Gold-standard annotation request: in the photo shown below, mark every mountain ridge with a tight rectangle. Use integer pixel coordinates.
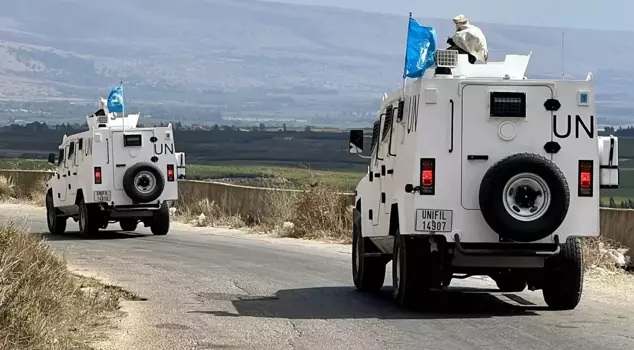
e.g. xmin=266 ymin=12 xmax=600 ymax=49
xmin=0 ymin=0 xmax=632 ymax=124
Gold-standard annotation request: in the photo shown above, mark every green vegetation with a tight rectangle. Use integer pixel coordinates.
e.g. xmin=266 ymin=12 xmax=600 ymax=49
xmin=0 ymin=157 xmax=365 ymax=192
xmin=0 ymin=123 xmax=371 ymax=171
xmin=0 ymin=158 xmax=55 ymax=171
xmin=186 ymin=163 xmax=363 ymax=191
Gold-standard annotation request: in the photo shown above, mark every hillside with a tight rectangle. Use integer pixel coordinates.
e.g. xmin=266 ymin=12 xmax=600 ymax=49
xmin=1 ymin=0 xmax=633 ymax=125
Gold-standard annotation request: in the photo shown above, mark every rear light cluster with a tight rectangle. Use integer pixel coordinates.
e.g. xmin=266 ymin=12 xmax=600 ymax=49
xmin=578 ymin=160 xmax=593 ymax=197
xmin=420 ymin=158 xmax=435 ymax=195
xmin=167 ymin=164 xmax=175 ymax=182
xmin=94 ymin=167 xmax=102 ymax=184
xmin=412 ymin=158 xmax=594 ymax=198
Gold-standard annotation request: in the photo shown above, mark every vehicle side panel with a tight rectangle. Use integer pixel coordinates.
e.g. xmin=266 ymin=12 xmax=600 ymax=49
xmin=550 ymin=80 xmax=600 ymax=237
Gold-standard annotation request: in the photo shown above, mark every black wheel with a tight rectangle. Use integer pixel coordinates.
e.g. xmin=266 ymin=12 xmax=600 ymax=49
xmin=479 ymin=153 xmax=570 ymax=242
xmin=46 ymin=191 xmax=67 ymax=235
xmin=119 ymin=219 xmax=138 ymax=232
xmin=493 ymin=272 xmax=527 ymax=293
xmin=150 ymin=202 xmax=170 ymax=236
xmin=122 ymin=163 xmax=165 ymax=203
xmin=78 ymin=198 xmax=101 ymax=238
xmin=543 ymin=238 xmax=583 ymax=310
xmin=392 ymin=230 xmax=433 ymax=308
xmin=352 ymin=208 xmax=386 ymax=292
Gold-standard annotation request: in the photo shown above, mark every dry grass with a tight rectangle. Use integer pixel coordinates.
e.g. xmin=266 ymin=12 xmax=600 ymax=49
xmin=253 ymin=181 xmax=354 ymax=243
xmin=0 ymin=222 xmax=127 ymax=350
xmin=0 ymin=175 xmax=46 ymax=206
xmin=582 ymin=236 xmax=630 ymax=271
xmin=25 ymin=179 xmax=47 ymax=207
xmin=174 ymin=198 xmax=246 ymax=229
xmin=172 ymin=183 xmax=354 ymax=243
xmin=281 ymin=184 xmax=353 ymax=243
xmin=256 ymin=188 xmax=300 ymax=233
xmin=0 ymin=176 xmax=16 ymax=199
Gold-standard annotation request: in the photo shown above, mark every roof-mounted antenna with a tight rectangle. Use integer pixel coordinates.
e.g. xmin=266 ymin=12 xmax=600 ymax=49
xmin=561 ymin=30 xmax=565 ymax=79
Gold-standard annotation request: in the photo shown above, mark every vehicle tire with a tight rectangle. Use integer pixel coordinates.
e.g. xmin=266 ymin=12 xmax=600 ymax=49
xmin=150 ymin=202 xmax=170 ymax=236
xmin=46 ymin=192 xmax=67 ymax=235
xmin=122 ymin=163 xmax=165 ymax=203
xmin=493 ymin=272 xmax=527 ymax=293
xmin=392 ymin=230 xmax=433 ymax=308
xmin=78 ymin=198 xmax=101 ymax=238
xmin=119 ymin=219 xmax=138 ymax=232
xmin=352 ymin=208 xmax=387 ymax=292
xmin=479 ymin=153 xmax=570 ymax=242
xmin=542 ymin=237 xmax=583 ymax=310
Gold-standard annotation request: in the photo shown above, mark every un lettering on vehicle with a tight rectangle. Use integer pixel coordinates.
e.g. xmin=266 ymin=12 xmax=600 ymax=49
xmin=154 ymin=143 xmax=174 ymax=155
xmin=553 ymin=114 xmax=594 ymax=139
xmin=415 ymin=209 xmax=453 ymax=232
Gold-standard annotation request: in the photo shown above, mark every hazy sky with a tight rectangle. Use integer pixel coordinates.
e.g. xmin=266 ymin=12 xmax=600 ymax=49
xmin=261 ymin=0 xmax=631 ymax=32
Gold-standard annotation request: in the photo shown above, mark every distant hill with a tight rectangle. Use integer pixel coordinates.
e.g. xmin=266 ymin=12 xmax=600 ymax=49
xmin=1 ymin=0 xmax=632 ymax=125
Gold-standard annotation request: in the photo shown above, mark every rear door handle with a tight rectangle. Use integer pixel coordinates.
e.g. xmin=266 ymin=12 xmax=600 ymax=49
xmin=467 ymin=155 xmax=489 ymax=160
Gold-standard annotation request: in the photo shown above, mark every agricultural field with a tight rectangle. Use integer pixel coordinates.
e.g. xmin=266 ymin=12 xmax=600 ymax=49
xmin=0 ymin=158 xmax=55 ymax=171
xmin=185 ymin=163 xmax=364 ymax=191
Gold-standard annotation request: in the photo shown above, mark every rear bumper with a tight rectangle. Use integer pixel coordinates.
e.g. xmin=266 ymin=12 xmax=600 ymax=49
xmin=101 ymin=202 xmax=164 ymax=219
xmin=452 ymin=234 xmax=561 ymax=257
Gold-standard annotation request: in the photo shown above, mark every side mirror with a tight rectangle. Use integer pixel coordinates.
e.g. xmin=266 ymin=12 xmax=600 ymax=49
xmin=349 ymin=129 xmax=364 ymax=154
xmin=47 ymin=153 xmax=56 ymax=165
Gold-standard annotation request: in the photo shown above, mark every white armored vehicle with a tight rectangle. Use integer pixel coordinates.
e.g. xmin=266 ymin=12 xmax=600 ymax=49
xmin=45 ymin=98 xmax=184 ymax=237
xmin=348 ymin=49 xmax=619 ymax=310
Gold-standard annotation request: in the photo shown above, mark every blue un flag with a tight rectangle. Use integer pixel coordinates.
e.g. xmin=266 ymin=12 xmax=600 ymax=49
xmin=403 ymin=17 xmax=437 ymax=79
xmin=107 ymin=85 xmax=124 ymax=113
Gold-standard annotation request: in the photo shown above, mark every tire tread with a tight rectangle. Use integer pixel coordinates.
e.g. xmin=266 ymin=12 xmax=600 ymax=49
xmin=352 ymin=208 xmax=386 ymax=292
xmin=543 ymin=238 xmax=583 ymax=310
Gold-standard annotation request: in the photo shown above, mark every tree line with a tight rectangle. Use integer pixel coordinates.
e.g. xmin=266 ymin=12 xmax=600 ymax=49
xmin=0 ymin=121 xmax=370 ymax=170
xmin=602 ymin=197 xmax=634 ymax=209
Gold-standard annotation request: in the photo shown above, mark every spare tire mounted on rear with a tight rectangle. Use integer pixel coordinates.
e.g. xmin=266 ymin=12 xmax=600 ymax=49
xmin=123 ymin=163 xmax=165 ymax=203
xmin=479 ymin=153 xmax=570 ymax=242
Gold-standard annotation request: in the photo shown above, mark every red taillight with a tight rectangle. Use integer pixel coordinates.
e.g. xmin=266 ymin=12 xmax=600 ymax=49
xmin=580 ymin=172 xmax=591 ymax=188
xmin=578 ymin=160 xmax=593 ymax=197
xmin=167 ymin=164 xmax=175 ymax=181
xmin=94 ymin=167 xmax=102 ymax=184
xmin=422 ymin=170 xmax=433 ymax=186
xmin=419 ymin=158 xmax=435 ymax=195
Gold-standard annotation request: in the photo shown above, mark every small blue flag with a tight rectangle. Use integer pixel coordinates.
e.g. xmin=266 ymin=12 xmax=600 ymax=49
xmin=107 ymin=85 xmax=124 ymax=113
xmin=403 ymin=17 xmax=437 ymax=79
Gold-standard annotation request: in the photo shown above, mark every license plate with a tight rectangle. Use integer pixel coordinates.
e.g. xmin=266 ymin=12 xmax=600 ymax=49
xmin=415 ymin=209 xmax=453 ymax=232
xmin=94 ymin=190 xmax=111 ymax=202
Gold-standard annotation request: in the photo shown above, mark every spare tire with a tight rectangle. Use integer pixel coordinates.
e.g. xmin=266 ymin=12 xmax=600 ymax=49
xmin=478 ymin=153 xmax=570 ymax=242
xmin=123 ymin=163 xmax=165 ymax=203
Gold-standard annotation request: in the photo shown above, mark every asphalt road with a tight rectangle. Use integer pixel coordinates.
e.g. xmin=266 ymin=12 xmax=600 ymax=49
xmin=2 ymin=204 xmax=633 ymax=350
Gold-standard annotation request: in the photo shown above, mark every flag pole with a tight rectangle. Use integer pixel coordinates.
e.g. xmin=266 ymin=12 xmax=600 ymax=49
xmin=120 ymin=81 xmax=125 ymax=135
xmin=402 ymin=12 xmax=412 ymax=101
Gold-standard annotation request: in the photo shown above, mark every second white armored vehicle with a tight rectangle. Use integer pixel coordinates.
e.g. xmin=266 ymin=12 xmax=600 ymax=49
xmin=45 ymin=99 xmax=184 ymax=237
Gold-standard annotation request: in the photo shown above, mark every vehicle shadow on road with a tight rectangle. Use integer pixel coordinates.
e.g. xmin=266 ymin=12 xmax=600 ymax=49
xmin=189 ymin=286 xmax=545 ymax=320
xmin=35 ymin=230 xmax=149 ymax=241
